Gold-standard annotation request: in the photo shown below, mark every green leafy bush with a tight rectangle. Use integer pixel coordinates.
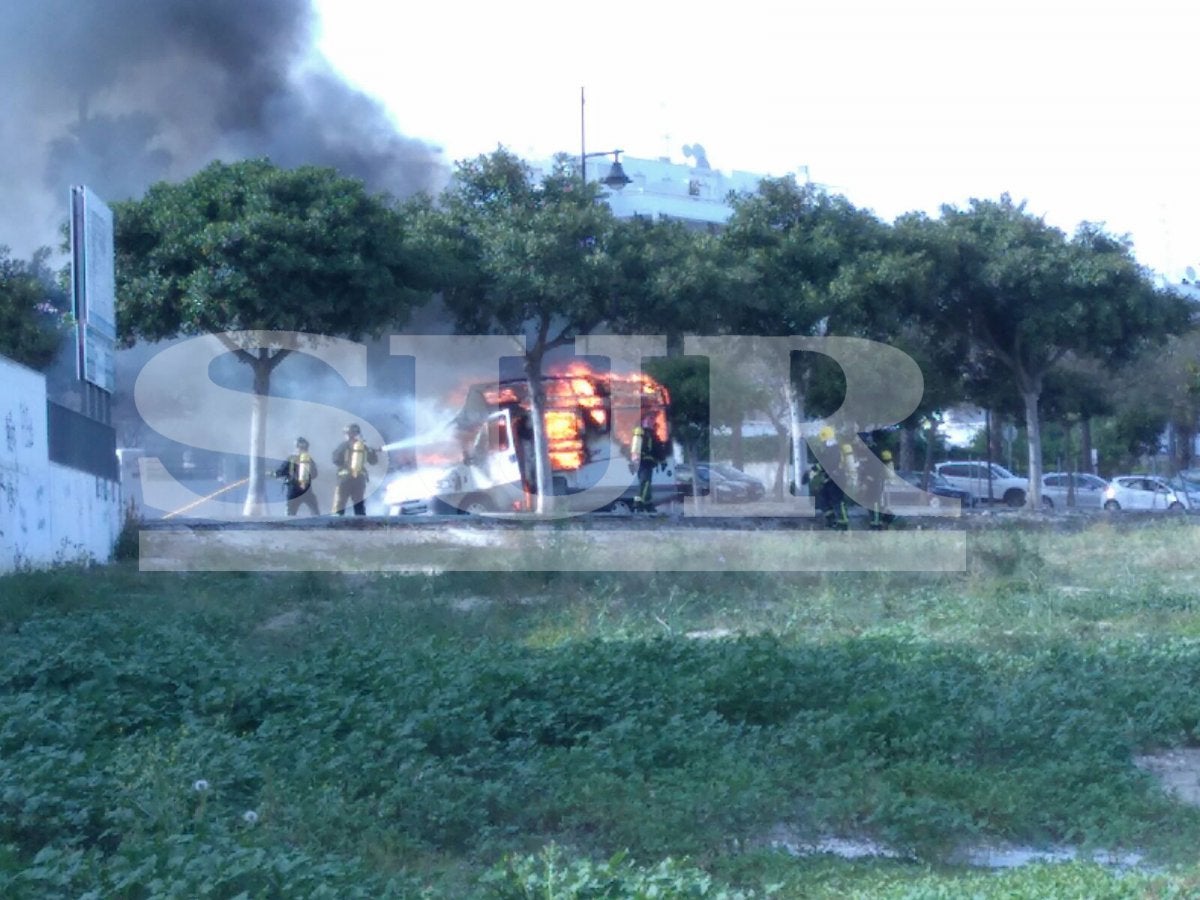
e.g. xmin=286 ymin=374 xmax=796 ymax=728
xmin=482 ymin=844 xmax=750 ymax=899
xmin=5 ymin=527 xmax=1200 ymax=894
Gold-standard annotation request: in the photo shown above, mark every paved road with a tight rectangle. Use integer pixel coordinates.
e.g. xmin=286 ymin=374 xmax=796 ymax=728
xmin=124 ymin=473 xmax=393 ymax=519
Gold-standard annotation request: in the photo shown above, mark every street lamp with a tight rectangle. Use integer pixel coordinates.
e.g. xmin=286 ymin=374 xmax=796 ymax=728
xmin=580 ymin=86 xmax=633 ymax=190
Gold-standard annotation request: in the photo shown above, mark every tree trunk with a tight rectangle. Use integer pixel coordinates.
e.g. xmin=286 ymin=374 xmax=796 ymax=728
xmin=899 ymin=426 xmax=916 ymax=475
xmin=242 ymin=354 xmax=272 ymax=517
xmin=731 ymin=416 xmax=744 ymax=470
xmin=524 ymin=356 xmax=556 ymax=515
xmin=1022 ymin=387 xmax=1044 ymax=508
xmin=1065 ymin=420 xmax=1076 ymax=507
xmin=687 ymin=438 xmax=703 ymax=503
xmin=786 ymin=376 xmax=807 ymax=500
xmin=1080 ymin=417 xmax=1094 ymax=474
xmin=666 ymin=330 xmax=684 ymax=358
xmin=984 ymin=409 xmax=995 ymax=503
xmin=774 ymin=428 xmax=788 ymax=499
xmin=989 ymin=414 xmax=1004 ymax=465
xmin=1171 ymin=421 xmax=1195 ymax=472
xmin=922 ymin=419 xmax=937 ymax=483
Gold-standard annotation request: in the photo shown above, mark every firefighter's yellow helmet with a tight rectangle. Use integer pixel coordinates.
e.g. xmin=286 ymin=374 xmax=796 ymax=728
xmin=817 ymin=425 xmax=835 ymax=442
xmin=840 ymin=443 xmax=853 ymax=455
xmin=881 ymin=449 xmax=893 ymax=462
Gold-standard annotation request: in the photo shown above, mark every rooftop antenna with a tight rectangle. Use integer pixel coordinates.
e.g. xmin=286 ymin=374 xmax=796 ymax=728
xmin=682 ymin=144 xmax=711 ymax=170
xmin=660 ymin=100 xmax=672 ymax=162
xmin=1159 ymin=200 xmax=1173 ymax=277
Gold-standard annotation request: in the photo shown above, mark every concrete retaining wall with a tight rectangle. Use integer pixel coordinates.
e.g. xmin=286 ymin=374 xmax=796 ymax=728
xmin=0 ymin=355 xmax=121 ymax=571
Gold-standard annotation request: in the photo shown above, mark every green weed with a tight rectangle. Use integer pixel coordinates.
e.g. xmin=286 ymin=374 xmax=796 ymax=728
xmin=3 ymin=522 xmax=1200 ymax=894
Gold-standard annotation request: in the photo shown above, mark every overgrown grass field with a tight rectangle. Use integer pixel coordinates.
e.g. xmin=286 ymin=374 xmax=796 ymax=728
xmin=4 ymin=521 xmax=1200 ymax=897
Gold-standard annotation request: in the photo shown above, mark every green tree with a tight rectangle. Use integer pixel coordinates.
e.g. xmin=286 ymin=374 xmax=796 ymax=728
xmin=607 ymin=215 xmax=729 ymax=346
xmin=644 ymin=357 xmax=710 ymax=476
xmin=915 ymin=197 xmax=1190 ymax=506
xmin=1102 ymin=331 xmax=1200 ymax=472
xmin=0 ymin=247 xmax=67 ymax=371
xmin=1136 ymin=332 xmax=1200 ymax=471
xmin=608 ymin=214 xmax=743 ymax=472
xmin=891 ymin=212 xmax=982 ymax=475
xmin=113 ymin=159 xmax=426 ymax=514
xmin=414 ymin=149 xmax=625 ymax=513
xmin=722 ymin=177 xmax=917 ymax=493
xmin=643 ymin=353 xmax=769 ymax=501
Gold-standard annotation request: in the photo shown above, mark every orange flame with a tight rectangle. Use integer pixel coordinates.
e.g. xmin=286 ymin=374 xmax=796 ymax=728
xmin=545 ymin=409 xmax=585 ymax=471
xmin=544 ymin=410 xmax=580 ymax=441
xmin=415 ymin=449 xmax=460 ymax=467
xmin=464 ymin=360 xmax=671 ymax=473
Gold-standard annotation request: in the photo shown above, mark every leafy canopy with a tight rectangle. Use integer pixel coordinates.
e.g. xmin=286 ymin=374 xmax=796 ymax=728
xmin=607 ymin=214 xmax=730 ymax=339
xmin=112 ymin=159 xmax=431 ymax=514
xmin=722 ymin=177 xmax=900 ymax=338
xmin=113 ymin=159 xmax=424 ymax=345
xmin=917 ymin=196 xmax=1190 ymax=393
xmin=0 ymin=247 xmax=67 ymax=371
xmin=419 ymin=150 xmax=621 ymax=351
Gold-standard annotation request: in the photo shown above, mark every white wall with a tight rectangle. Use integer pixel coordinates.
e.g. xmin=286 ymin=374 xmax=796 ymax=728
xmin=0 ymin=355 xmax=121 ymax=571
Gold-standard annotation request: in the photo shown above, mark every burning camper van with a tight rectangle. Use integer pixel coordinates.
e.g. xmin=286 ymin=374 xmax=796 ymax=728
xmin=383 ymin=363 xmax=678 ymax=515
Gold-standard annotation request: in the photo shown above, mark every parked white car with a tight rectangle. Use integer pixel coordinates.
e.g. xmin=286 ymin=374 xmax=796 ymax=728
xmin=1040 ymin=472 xmax=1109 ymax=509
xmin=935 ymin=461 xmax=1028 ymax=507
xmin=1103 ymin=475 xmax=1190 ymax=511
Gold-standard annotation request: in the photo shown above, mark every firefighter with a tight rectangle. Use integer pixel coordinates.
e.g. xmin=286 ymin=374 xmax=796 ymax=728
xmin=802 ymin=459 xmax=829 ymax=514
xmin=823 ymin=442 xmax=853 ymax=530
xmin=879 ymin=448 xmax=898 ymax=529
xmin=863 ymin=448 xmax=897 ymax=531
xmin=332 ymin=423 xmax=378 ymax=516
xmin=629 ymin=413 xmax=660 ymax=512
xmin=276 ymin=437 xmax=319 ymax=517
xmin=804 ymin=426 xmax=848 ymax=529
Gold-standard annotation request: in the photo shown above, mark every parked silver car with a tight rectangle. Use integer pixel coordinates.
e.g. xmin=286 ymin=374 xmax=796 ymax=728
xmin=1103 ymin=475 xmax=1190 ymax=511
xmin=935 ymin=461 xmax=1028 ymax=507
xmin=1167 ymin=473 xmax=1200 ymax=507
xmin=1040 ymin=472 xmax=1109 ymax=509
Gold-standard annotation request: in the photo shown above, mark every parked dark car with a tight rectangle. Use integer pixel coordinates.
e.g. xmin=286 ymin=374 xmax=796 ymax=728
xmin=893 ymin=470 xmax=976 ymax=508
xmin=694 ymin=463 xmax=766 ymax=500
xmin=676 ymin=464 xmax=751 ymax=503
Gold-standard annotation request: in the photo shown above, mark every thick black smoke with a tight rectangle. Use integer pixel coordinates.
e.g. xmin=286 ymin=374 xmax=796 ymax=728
xmin=0 ymin=0 xmax=447 ymax=257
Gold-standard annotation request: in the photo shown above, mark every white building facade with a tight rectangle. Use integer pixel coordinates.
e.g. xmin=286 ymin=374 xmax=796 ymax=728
xmin=593 ymin=152 xmax=810 ymax=227
xmin=0 ymin=354 xmax=122 ymax=571
xmin=533 ymin=149 xmax=812 ymax=227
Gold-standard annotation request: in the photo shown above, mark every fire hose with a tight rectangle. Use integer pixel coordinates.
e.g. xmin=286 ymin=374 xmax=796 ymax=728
xmin=162 ymin=478 xmax=250 ymax=520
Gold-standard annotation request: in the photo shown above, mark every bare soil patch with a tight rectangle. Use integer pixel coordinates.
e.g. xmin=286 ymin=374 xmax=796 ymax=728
xmin=1134 ymin=748 xmax=1200 ymax=806
xmin=257 ymin=609 xmax=314 ymax=632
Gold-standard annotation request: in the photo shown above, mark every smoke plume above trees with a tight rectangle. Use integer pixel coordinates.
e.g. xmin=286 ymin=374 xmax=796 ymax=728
xmin=0 ymin=0 xmax=446 ymax=258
